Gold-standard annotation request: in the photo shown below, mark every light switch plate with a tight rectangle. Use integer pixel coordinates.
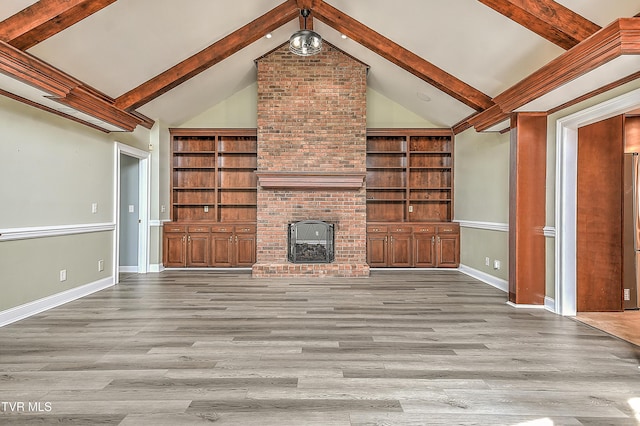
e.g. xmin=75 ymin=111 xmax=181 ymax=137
xmin=129 ymin=205 xmax=135 ymax=213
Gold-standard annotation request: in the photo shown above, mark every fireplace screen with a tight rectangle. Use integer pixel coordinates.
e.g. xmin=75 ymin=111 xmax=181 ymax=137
xmin=288 ymin=220 xmax=335 ymax=264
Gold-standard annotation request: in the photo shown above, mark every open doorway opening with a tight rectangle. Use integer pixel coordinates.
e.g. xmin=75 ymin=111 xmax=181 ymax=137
xmin=114 ymin=143 xmax=150 ymax=283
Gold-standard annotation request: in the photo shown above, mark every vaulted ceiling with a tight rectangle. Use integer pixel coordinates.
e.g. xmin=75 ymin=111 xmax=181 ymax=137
xmin=0 ymin=0 xmax=639 ymax=133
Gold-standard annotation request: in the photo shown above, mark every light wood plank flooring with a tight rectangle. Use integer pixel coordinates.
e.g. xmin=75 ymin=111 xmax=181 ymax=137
xmin=0 ymin=270 xmax=639 ymax=425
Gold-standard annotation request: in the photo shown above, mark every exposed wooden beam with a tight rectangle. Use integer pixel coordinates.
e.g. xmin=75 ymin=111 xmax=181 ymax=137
xmin=312 ymin=1 xmax=493 ymax=112
xmin=115 ymin=0 xmax=299 ymax=111
xmin=477 ymin=0 xmax=601 ymax=50
xmin=0 ymin=40 xmax=152 ymax=131
xmin=0 ymin=0 xmax=117 ymax=51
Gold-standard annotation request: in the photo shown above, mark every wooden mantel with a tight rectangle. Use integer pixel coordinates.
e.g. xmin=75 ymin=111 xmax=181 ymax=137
xmin=256 ymin=171 xmax=366 ymax=190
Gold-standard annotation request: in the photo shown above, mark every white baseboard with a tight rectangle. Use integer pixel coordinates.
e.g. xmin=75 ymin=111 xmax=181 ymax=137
xmin=0 ymin=277 xmax=114 ymax=327
xmin=458 ymin=264 xmax=508 ymax=293
xmin=119 ymin=266 xmax=138 ymax=273
xmin=506 ymin=301 xmax=545 ymax=309
xmin=544 ymin=296 xmax=556 ymax=313
xmin=149 ymin=263 xmax=165 ymax=273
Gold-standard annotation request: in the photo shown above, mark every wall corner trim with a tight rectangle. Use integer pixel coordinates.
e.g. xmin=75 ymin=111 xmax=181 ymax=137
xmin=458 ymin=264 xmax=508 ymax=293
xmin=0 ymin=277 xmax=114 ymax=327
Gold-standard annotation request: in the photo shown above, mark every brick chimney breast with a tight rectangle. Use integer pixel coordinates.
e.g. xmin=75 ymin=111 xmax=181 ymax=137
xmin=253 ymin=43 xmax=369 ymax=277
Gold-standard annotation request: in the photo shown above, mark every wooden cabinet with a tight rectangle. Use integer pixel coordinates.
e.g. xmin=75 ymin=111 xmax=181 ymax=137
xmin=365 ymin=129 xmax=458 ymax=268
xmin=210 ymin=225 xmax=256 ymax=267
xmin=413 ymin=224 xmax=437 ymax=267
xmin=163 ymin=224 xmax=187 ymax=267
xmin=165 ymin=129 xmax=257 ymax=268
xmin=434 ymin=224 xmax=460 ymax=268
xmin=164 ymin=223 xmax=255 ymax=268
xmin=235 ymin=225 xmax=256 ymax=266
xmin=187 ymin=225 xmax=210 ymax=267
xmin=366 ymin=223 xmax=459 ymax=268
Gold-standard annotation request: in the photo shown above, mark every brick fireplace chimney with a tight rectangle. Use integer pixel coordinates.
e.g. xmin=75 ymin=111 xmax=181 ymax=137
xmin=252 ymin=43 xmax=369 ymax=277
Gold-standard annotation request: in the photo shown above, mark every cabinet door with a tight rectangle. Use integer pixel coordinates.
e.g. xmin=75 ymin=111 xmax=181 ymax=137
xmin=187 ymin=233 xmax=210 ymax=267
xmin=389 ymin=233 xmax=412 ymax=267
xmin=414 ymin=233 xmax=436 ymax=267
xmin=367 ymin=233 xmax=388 ymax=267
xmin=164 ymin=233 xmax=186 ymax=267
xmin=437 ymin=234 xmax=459 ymax=267
xmin=211 ymin=232 xmax=233 ymax=267
xmin=235 ymin=232 xmax=256 ymax=266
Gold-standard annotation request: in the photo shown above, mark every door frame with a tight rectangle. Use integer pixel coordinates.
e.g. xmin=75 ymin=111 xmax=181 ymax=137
xmin=114 ymin=142 xmax=150 ymax=283
xmin=555 ymin=87 xmax=640 ymax=316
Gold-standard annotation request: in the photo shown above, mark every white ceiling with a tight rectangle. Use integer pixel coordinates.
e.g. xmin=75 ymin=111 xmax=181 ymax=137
xmin=1 ymin=0 xmax=639 ymax=130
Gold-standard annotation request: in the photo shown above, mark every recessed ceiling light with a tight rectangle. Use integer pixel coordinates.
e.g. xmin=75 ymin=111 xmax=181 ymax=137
xmin=265 ymin=33 xmax=272 ymax=39
xmin=341 ymin=34 xmax=347 ymax=39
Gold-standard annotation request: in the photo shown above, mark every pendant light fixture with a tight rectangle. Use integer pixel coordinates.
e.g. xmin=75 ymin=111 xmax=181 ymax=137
xmin=289 ymin=9 xmax=322 ymax=56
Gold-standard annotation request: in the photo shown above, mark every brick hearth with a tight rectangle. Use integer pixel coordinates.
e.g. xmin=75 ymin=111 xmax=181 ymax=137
xmin=252 ymin=43 xmax=369 ymax=278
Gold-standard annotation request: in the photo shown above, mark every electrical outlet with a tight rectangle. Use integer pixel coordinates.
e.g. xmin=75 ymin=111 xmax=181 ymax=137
xmin=624 ymin=288 xmax=631 ymax=301
xmin=91 ymin=203 xmax=98 ymax=214
xmin=98 ymin=260 xmax=104 ymax=272
xmin=493 ymin=260 xmax=501 ymax=270
xmin=59 ymin=269 xmax=67 ymax=282
xmin=161 ymin=205 xmax=166 ymax=213
xmin=409 ymin=205 xmax=413 ymax=213
xmin=128 ymin=205 xmax=135 ymax=213
xmin=485 ymin=257 xmax=490 ymax=267
xmin=204 ymin=205 xmax=209 ymax=213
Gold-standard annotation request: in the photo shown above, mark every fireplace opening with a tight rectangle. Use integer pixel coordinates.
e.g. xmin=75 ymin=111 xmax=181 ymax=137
xmin=288 ymin=220 xmax=335 ymax=264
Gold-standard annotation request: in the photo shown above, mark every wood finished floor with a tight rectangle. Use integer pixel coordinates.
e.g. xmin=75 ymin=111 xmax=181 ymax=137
xmin=575 ymin=311 xmax=640 ymax=347
xmin=0 ymin=270 xmax=639 ymax=425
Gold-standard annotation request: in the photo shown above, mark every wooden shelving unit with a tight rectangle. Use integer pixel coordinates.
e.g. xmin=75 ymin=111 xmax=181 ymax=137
xmin=165 ymin=129 xmax=257 ymax=268
xmin=366 ymin=129 xmax=453 ymax=222
xmin=170 ymin=129 xmax=257 ymax=223
xmin=366 ymin=129 xmax=458 ymax=267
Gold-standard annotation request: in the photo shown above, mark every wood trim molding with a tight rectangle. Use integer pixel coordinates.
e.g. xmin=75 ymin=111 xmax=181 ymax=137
xmin=477 ymin=0 xmax=600 ymax=50
xmin=0 ymin=222 xmax=115 ymax=242
xmin=466 ymin=18 xmax=640 ymax=132
xmin=312 ymin=0 xmax=494 ymax=112
xmin=0 ymin=40 xmax=153 ymax=131
xmin=455 ymin=220 xmax=509 ymax=232
xmin=0 ymin=0 xmax=117 ymax=50
xmin=115 ymin=0 xmax=299 ymax=111
xmin=0 ymin=88 xmax=109 ymax=133
xmin=495 ymin=19 xmax=640 ymax=113
xmin=257 ymin=171 xmax=366 ymax=190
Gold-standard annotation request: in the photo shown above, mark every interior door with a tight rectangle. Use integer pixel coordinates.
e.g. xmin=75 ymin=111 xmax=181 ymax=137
xmin=576 ymin=115 xmax=624 ymax=312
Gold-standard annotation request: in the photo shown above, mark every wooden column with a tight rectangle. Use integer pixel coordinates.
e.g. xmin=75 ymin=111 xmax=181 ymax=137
xmin=508 ymin=113 xmax=547 ymax=305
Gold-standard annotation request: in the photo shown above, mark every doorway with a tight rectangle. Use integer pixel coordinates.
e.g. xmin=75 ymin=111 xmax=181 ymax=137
xmin=556 ymin=87 xmax=640 ymax=316
xmin=114 ymin=143 xmax=150 ymax=283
